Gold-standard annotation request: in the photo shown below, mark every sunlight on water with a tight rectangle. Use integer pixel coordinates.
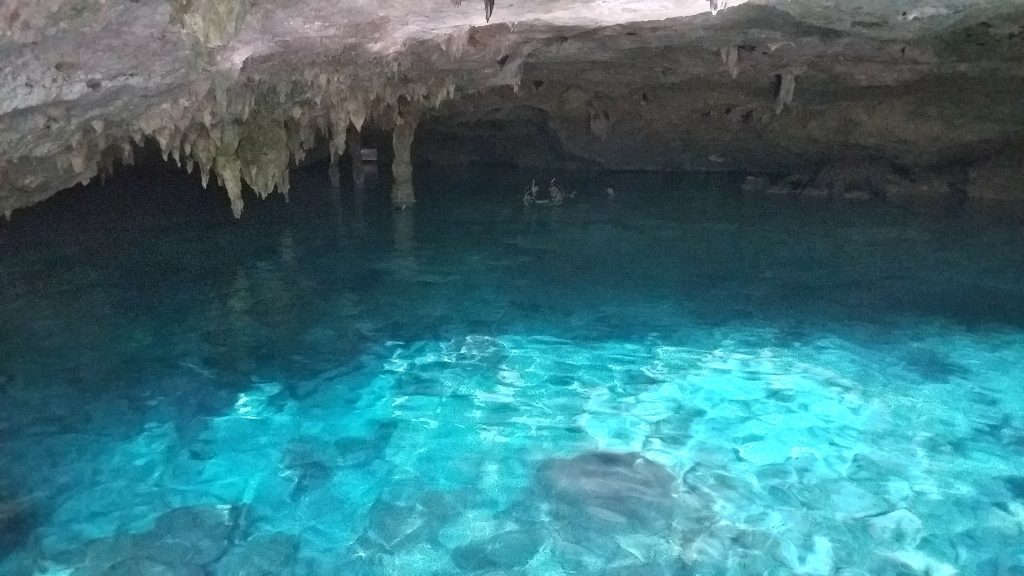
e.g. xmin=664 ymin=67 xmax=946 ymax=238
xmin=1 ymin=168 xmax=1023 ymax=575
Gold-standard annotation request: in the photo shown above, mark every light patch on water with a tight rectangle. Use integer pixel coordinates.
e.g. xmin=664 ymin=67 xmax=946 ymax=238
xmin=3 ymin=326 xmax=1022 ymax=575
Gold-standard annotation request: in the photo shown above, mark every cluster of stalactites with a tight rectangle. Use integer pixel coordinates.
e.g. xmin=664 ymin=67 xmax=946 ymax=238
xmin=73 ymin=72 xmax=459 ymax=218
xmin=0 ymin=67 xmax=459 ymax=219
xmin=24 ymin=70 xmax=457 ymax=219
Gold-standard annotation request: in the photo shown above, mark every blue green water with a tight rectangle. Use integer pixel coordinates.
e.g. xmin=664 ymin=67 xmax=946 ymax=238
xmin=1 ymin=165 xmax=1023 ymax=576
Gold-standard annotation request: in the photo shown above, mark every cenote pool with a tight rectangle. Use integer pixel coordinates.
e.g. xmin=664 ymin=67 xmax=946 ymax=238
xmin=1 ymin=165 xmax=1023 ymax=576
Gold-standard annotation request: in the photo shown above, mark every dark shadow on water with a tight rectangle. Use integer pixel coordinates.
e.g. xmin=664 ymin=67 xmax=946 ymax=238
xmin=2 ymin=163 xmax=1023 ymax=392
xmin=2 ymin=161 xmax=1023 ymax=397
xmin=898 ymin=346 xmax=972 ymax=383
xmin=0 ymin=491 xmax=43 ymax=561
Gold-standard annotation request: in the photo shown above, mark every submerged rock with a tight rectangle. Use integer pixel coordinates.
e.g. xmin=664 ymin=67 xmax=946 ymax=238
xmin=282 ymin=424 xmax=396 ymax=500
xmin=897 ymin=347 xmax=970 ymax=383
xmin=827 ymin=483 xmax=888 ymax=519
xmin=455 ymin=335 xmax=509 ymax=367
xmin=142 ymin=506 xmax=238 ymax=565
xmin=774 ymin=535 xmax=835 ymax=576
xmin=764 ymin=174 xmax=812 ymax=196
xmin=537 ymin=452 xmax=679 ymax=534
xmin=281 ymin=437 xmax=338 ymax=501
xmin=530 ymin=451 xmax=703 ymax=569
xmin=867 ymin=509 xmax=925 ymax=550
xmin=59 ymin=505 xmax=241 ymax=576
xmin=0 ymin=494 xmax=37 ymax=562
xmin=741 ymin=176 xmax=770 ymax=194
xmin=450 ymin=529 xmax=543 ymax=572
xmin=333 ymin=435 xmax=390 ymax=468
xmin=806 ymin=159 xmax=912 ymax=200
xmin=534 ymin=449 xmax=727 ymax=570
xmin=365 ymin=499 xmax=429 ymax=550
xmin=214 ymin=532 xmax=300 ymax=576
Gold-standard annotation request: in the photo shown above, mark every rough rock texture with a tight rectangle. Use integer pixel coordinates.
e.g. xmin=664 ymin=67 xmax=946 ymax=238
xmin=419 ymin=2 xmax=1024 ymax=191
xmin=1 ymin=0 xmax=1023 ymax=217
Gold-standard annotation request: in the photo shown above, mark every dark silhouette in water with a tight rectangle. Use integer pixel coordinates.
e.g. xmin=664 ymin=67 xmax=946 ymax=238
xmin=0 ymin=495 xmax=38 ymax=561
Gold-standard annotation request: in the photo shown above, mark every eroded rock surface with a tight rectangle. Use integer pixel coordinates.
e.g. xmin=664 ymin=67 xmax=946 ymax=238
xmin=1 ymin=0 xmax=1023 ymax=217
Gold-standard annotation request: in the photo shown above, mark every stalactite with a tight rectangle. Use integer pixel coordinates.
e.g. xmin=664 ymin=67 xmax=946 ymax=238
xmin=214 ymin=121 xmax=244 ymax=217
xmin=774 ymin=72 xmax=796 ymax=114
xmin=391 ymin=109 xmax=418 ymax=209
xmin=720 ymin=45 xmax=739 ymax=79
xmin=329 ymin=106 xmax=351 ymax=158
xmin=98 ymin=149 xmax=116 ymax=184
xmin=589 ymin=106 xmax=612 ymax=140
xmin=189 ymin=124 xmax=217 ymax=189
xmin=120 ymin=142 xmax=134 ymax=167
xmin=286 ymin=107 xmax=319 ymax=164
xmin=450 ymin=0 xmax=494 ymax=22
xmin=349 ymin=99 xmax=368 ymax=133
xmin=346 ymin=123 xmax=365 ymax=187
xmin=328 ymin=156 xmax=342 ymax=190
xmin=68 ymin=133 xmax=89 ymax=174
xmin=0 ymin=52 xmax=470 ymax=218
xmin=237 ymin=108 xmax=290 ymax=202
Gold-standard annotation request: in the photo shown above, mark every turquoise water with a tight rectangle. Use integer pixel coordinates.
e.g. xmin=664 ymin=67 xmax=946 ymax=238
xmin=1 ymin=165 xmax=1023 ymax=576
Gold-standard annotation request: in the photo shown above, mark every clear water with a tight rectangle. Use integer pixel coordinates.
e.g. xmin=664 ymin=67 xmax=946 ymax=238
xmin=1 ymin=164 xmax=1023 ymax=576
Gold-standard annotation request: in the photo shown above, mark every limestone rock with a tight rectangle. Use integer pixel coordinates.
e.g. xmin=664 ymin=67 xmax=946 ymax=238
xmin=537 ymin=451 xmax=679 ymax=534
xmin=808 ymin=159 xmax=912 ymax=200
xmin=774 ymin=72 xmax=796 ymax=115
xmin=741 ymin=175 xmax=770 ymax=194
xmin=170 ymin=0 xmax=252 ymax=48
xmin=2 ymin=0 xmax=1024 ymax=216
xmin=764 ymin=174 xmax=811 ymax=196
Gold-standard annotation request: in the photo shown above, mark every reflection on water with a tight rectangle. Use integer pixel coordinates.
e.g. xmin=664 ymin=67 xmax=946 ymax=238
xmin=1 ymin=165 xmax=1023 ymax=575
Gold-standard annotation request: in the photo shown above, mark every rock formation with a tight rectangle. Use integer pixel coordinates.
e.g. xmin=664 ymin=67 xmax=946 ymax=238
xmin=1 ymin=0 xmax=1022 ymax=217
xmin=391 ymin=109 xmax=418 ymax=208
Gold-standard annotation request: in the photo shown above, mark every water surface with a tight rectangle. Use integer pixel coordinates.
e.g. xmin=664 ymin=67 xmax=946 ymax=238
xmin=1 ymin=165 xmax=1023 ymax=575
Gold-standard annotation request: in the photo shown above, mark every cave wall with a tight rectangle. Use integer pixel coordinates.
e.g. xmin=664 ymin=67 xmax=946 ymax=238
xmin=416 ymin=4 xmax=1024 ymax=200
xmin=2 ymin=0 xmax=1023 ymax=217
